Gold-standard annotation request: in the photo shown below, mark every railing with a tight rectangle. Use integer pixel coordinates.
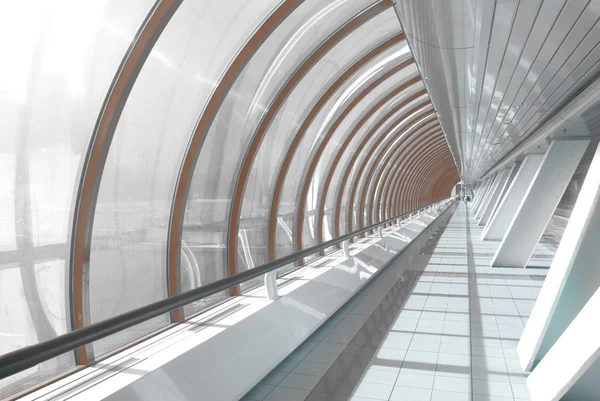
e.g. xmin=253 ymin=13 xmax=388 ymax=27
xmin=0 ymin=198 xmax=456 ymax=380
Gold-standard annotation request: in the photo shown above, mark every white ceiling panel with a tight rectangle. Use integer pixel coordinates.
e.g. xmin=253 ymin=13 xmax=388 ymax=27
xmin=395 ymin=0 xmax=600 ymax=182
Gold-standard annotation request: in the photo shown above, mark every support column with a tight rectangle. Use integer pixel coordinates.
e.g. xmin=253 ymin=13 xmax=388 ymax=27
xmin=472 ymin=178 xmax=488 ymax=212
xmin=475 ymin=173 xmax=500 ymax=219
xmin=491 ymin=139 xmax=589 ymax=268
xmin=518 ymin=142 xmax=600 ymax=372
xmin=489 ymin=162 xmax=520 ymax=221
xmin=478 ymin=167 xmax=511 ymax=226
xmin=473 ymin=178 xmax=490 ymax=211
xmin=472 ymin=181 xmax=486 ymax=208
xmin=526 ymin=286 xmax=600 ymax=401
xmin=481 ymin=154 xmax=544 ymax=240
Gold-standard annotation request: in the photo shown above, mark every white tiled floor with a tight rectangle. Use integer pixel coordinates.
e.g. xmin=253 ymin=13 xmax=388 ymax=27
xmin=242 ymin=204 xmax=552 ymax=401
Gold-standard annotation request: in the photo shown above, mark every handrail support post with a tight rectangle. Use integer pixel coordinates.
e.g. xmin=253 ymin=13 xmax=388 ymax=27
xmin=265 ymin=271 xmax=279 ymax=300
xmin=342 ymin=240 xmax=350 ymax=258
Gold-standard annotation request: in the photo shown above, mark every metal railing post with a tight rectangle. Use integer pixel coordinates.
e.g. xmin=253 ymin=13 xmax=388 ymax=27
xmin=342 ymin=240 xmax=350 ymax=258
xmin=264 ymin=271 xmax=279 ymax=300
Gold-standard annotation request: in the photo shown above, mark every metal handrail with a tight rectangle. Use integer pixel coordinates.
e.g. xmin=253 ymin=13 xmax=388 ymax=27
xmin=0 ymin=198 xmax=455 ymax=379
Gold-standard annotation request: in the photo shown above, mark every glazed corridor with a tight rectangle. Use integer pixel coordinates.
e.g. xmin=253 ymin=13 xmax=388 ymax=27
xmin=242 ymin=204 xmax=551 ymax=401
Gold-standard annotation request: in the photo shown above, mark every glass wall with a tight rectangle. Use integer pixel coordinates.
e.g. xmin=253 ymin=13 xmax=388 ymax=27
xmin=0 ymin=0 xmax=155 ymax=396
xmin=0 ymin=0 xmax=455 ymax=397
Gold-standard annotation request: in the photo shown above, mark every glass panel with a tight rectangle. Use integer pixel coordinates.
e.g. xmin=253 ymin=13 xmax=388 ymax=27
xmin=367 ymin=108 xmax=435 ymax=224
xmin=241 ymin=6 xmax=403 ymax=268
xmin=357 ymin=115 xmax=436 ymax=227
xmin=89 ymin=0 xmax=282 ymax=353
xmin=337 ymin=86 xmax=427 ymax=233
xmin=276 ymin=8 xmax=401 ymax=258
xmin=0 ymin=0 xmax=154 ymax=396
xmin=302 ymin=58 xmax=415 ymax=244
xmin=330 ymin=91 xmax=424 ymax=235
xmin=375 ymin=116 xmax=436 ymax=222
xmin=183 ymin=0 xmax=376 ymax=295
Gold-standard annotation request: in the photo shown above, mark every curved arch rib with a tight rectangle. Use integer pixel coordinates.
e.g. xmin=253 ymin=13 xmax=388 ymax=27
xmin=356 ymin=114 xmax=438 ymax=230
xmin=426 ymin=165 xmax=459 ymax=203
xmin=313 ymin=98 xmax=432 ymax=246
xmin=331 ymin=88 xmax=428 ymax=237
xmin=266 ymin=31 xmax=406 ymax=261
xmin=71 ymin=0 xmax=184 ymax=361
xmin=226 ymin=1 xmax=393 ymax=291
xmin=364 ymin=118 xmax=438 ymax=227
xmin=405 ymin=150 xmax=454 ymax=210
xmin=381 ymin=126 xmax=442 ymax=220
xmin=395 ymin=143 xmax=449 ymax=212
xmin=343 ymin=107 xmax=435 ymax=236
xmin=420 ymin=158 xmax=458 ymax=202
xmin=167 ymin=0 xmax=303 ymax=309
xmin=413 ymin=152 xmax=452 ymax=205
xmin=387 ymin=132 xmax=446 ymax=215
xmin=396 ymin=142 xmax=449 ymax=213
xmin=436 ymin=169 xmax=461 ymax=200
xmin=375 ymin=126 xmax=442 ymax=222
xmin=391 ymin=138 xmax=447 ymax=214
xmin=375 ymin=130 xmax=443 ymax=222
xmin=294 ymin=58 xmax=417 ymax=254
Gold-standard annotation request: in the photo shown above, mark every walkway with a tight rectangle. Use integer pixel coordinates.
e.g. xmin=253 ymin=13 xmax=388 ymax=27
xmin=242 ymin=203 xmax=552 ymax=401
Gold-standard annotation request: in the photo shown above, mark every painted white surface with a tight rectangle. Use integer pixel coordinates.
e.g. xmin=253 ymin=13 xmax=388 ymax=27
xmin=518 ymin=143 xmax=600 ymax=372
xmin=21 ymin=203 xmax=454 ymax=401
xmin=476 ymin=173 xmax=500 ymax=219
xmin=478 ymin=166 xmax=511 ymax=226
xmin=474 ymin=176 xmax=494 ymax=214
xmin=526 ymin=287 xmax=600 ymax=401
xmin=472 ymin=178 xmax=490 ymax=211
xmin=491 ymin=140 xmax=589 ymax=267
xmin=482 ymin=154 xmax=544 ymax=241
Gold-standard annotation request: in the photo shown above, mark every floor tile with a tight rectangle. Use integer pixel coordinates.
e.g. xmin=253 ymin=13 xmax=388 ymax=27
xmin=395 ymin=372 xmax=435 ymax=389
xmin=351 ymin=381 xmax=393 ymax=400
xmin=431 ymin=390 xmax=472 ymax=401
xmin=292 ymin=361 xmax=331 ymax=377
xmin=279 ymin=373 xmax=321 ymax=391
xmin=244 ymin=205 xmax=549 ymax=401
xmin=390 ymin=385 xmax=432 ymax=401
xmin=263 ymin=386 xmax=311 ymax=401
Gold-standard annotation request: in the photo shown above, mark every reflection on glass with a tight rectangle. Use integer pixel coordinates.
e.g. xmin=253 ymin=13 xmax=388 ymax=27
xmin=0 ymin=0 xmax=154 ymax=396
xmin=277 ymin=9 xmax=402 ymax=259
xmin=89 ymin=0 xmax=283 ymax=352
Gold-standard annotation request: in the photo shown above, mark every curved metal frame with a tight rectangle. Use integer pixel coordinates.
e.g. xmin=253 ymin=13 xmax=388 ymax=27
xmin=342 ymin=103 xmax=433 ymax=236
xmin=386 ymin=133 xmax=442 ymax=213
xmin=375 ymin=126 xmax=441 ymax=222
xmin=167 ymin=0 xmax=303 ymax=307
xmin=331 ymin=88 xmax=428 ymax=237
xmin=415 ymin=158 xmax=455 ymax=205
xmin=313 ymin=98 xmax=432 ymax=245
xmin=408 ymin=154 xmax=455 ymax=209
xmin=397 ymin=143 xmax=449 ymax=212
xmin=438 ymin=169 xmax=461 ymax=199
xmin=266 ymin=31 xmax=406 ymax=261
xmin=419 ymin=161 xmax=452 ymax=201
xmin=225 ymin=1 xmax=393 ymax=290
xmin=70 ymin=0 xmax=184 ymax=364
xmin=408 ymin=152 xmax=455 ymax=209
xmin=381 ymin=127 xmax=442 ymax=220
xmin=364 ymin=118 xmax=438 ymax=226
xmin=427 ymin=165 xmax=459 ymax=203
xmin=294 ymin=58 xmax=416 ymax=253
xmin=355 ymin=114 xmax=437 ymax=234
xmin=356 ymin=113 xmax=437 ymax=230
xmin=397 ymin=144 xmax=450 ymax=212
xmin=386 ymin=134 xmax=445 ymax=217
xmin=392 ymin=138 xmax=447 ymax=214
